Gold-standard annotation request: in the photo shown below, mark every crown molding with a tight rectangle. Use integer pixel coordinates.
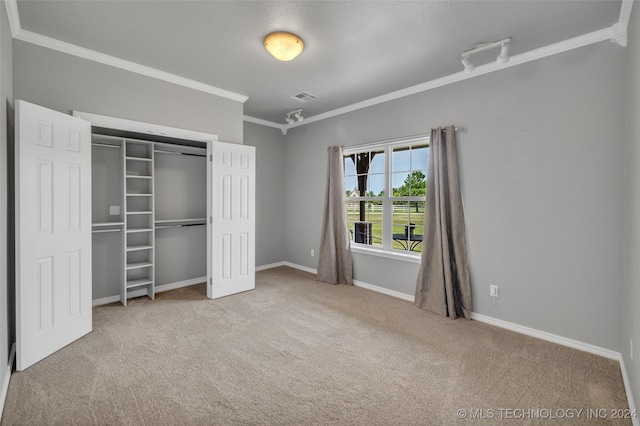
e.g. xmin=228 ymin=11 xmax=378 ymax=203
xmin=619 ymin=0 xmax=634 ymax=29
xmin=284 ymin=25 xmax=620 ymax=131
xmin=243 ymin=115 xmax=284 ymax=131
xmin=4 ymin=0 xmax=19 ymax=37
xmin=5 ymin=0 xmax=632 ymax=130
xmin=612 ymin=0 xmax=635 ymax=47
xmin=266 ymin=1 xmax=633 ymax=133
xmin=16 ymin=29 xmax=248 ymax=103
xmin=4 ymin=1 xmax=247 ymax=103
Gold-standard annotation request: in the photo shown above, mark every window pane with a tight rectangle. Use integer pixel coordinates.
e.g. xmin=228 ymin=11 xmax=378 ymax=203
xmin=392 ymin=146 xmax=410 ymax=172
xmin=346 ymin=200 xmax=382 ymax=248
xmin=344 ymin=156 xmax=356 ymax=176
xmin=344 ymin=175 xmax=357 ymax=195
xmin=368 ymin=173 xmax=385 ymax=197
xmin=352 ymin=174 xmax=367 ymax=196
xmin=392 ymin=202 xmax=409 ymax=230
xmin=409 ymin=170 xmax=427 ymax=197
xmin=391 ymin=201 xmax=424 ymax=252
xmin=346 ymin=151 xmax=385 ymax=197
xmin=411 ymin=145 xmax=429 ymax=171
xmin=392 ymin=202 xmax=409 ymax=251
xmin=393 ymin=145 xmax=428 ymax=197
xmin=369 ymin=150 xmax=385 ymax=174
xmin=392 ymin=171 xmax=410 ymax=196
xmin=409 ymin=201 xmax=425 ymax=254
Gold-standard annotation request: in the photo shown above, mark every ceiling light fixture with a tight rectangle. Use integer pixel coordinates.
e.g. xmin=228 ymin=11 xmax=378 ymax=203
xmin=285 ymin=109 xmax=304 ymax=124
xmin=461 ymin=37 xmax=511 ymax=73
xmin=264 ymin=32 xmax=304 ymax=61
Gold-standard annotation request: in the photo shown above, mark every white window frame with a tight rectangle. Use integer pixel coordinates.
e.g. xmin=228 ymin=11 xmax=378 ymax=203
xmin=343 ymin=135 xmax=429 ymax=263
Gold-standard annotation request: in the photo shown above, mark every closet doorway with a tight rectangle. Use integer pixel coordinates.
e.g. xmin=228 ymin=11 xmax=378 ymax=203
xmin=15 ymin=100 xmax=255 ymax=370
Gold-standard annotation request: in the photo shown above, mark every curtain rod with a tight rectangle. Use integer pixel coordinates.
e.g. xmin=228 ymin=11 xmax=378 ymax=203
xmin=343 ymin=127 xmax=462 ymax=152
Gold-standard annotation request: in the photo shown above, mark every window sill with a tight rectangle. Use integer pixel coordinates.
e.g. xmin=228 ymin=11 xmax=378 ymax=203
xmin=350 ymin=245 xmax=422 ymax=264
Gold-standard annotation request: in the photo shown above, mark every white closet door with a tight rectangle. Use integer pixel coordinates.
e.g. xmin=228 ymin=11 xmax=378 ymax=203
xmin=16 ymin=100 xmax=92 ymax=370
xmin=207 ymin=142 xmax=255 ymax=299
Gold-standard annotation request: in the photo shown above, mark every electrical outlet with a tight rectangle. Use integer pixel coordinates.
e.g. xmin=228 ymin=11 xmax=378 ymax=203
xmin=631 ymin=338 xmax=634 ymax=360
xmin=489 ymin=285 xmax=499 ymax=298
xmin=109 ymin=205 xmax=120 ymax=216
xmin=311 ymin=249 xmax=315 ymax=257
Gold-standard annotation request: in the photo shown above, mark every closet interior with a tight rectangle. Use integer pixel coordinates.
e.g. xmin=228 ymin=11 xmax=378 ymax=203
xmin=91 ymin=133 xmax=208 ymax=306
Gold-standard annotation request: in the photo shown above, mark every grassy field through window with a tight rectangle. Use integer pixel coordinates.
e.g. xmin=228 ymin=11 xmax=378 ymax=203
xmin=347 ymin=205 xmax=424 ymax=252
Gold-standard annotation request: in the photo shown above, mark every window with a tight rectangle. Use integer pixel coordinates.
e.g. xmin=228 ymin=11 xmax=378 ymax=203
xmin=344 ymin=137 xmax=429 ymax=256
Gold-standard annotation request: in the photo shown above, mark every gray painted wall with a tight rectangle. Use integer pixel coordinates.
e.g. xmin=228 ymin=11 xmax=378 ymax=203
xmin=283 ymin=42 xmax=626 ymax=351
xmin=243 ymin=122 xmax=286 ymax=267
xmin=92 ymin=144 xmax=123 ymax=224
xmin=12 ymin=38 xmax=245 ymax=303
xmin=0 ymin=0 xmax=12 ymax=401
xmin=155 ymin=226 xmax=206 ymax=286
xmin=155 ymin=152 xmax=207 ymax=286
xmin=622 ymin=6 xmax=640 ymax=411
xmin=155 ymin=153 xmax=206 ymax=221
xmin=13 ymin=41 xmax=244 ymax=143
xmin=91 ymin=144 xmax=123 ymax=300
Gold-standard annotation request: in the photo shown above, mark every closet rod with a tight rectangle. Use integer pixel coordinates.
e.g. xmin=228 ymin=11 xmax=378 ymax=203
xmin=92 ymin=142 xmax=122 ymax=149
xmin=154 ymin=149 xmax=206 ymax=158
xmin=155 ymin=223 xmax=206 ymax=229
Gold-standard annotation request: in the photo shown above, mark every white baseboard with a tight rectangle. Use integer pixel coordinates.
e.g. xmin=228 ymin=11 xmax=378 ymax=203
xmin=92 ymin=295 xmax=120 ymax=307
xmin=275 ymin=261 xmax=416 ymax=301
xmin=471 ymin=312 xmax=640 ymax=416
xmin=256 ymin=261 xmax=286 ymax=272
xmin=92 ymin=277 xmax=207 ymax=307
xmin=282 ymin=261 xmax=317 ymax=275
xmin=155 ymin=277 xmax=206 ymax=293
xmin=470 ymin=312 xmax=621 ymax=360
xmin=280 ymin=262 xmax=625 ymax=360
xmin=619 ymin=356 xmax=639 ymax=425
xmin=270 ymin=261 xmax=637 ymax=412
xmin=0 ymin=343 xmax=16 ymax=420
xmin=352 ymin=279 xmax=415 ymax=302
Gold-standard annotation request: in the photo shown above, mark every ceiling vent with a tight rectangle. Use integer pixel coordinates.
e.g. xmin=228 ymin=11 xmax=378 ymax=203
xmin=292 ymin=92 xmax=317 ymax=102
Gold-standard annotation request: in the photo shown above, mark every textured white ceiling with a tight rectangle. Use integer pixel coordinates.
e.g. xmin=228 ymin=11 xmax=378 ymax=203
xmin=16 ymin=0 xmax=622 ymax=124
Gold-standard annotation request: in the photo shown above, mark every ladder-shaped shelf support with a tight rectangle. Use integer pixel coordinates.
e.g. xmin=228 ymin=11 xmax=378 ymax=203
xmin=123 ymin=140 xmax=155 ymax=305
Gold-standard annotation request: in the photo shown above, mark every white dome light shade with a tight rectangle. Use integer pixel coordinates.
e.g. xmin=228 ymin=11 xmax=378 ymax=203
xmin=264 ymin=32 xmax=304 ymax=61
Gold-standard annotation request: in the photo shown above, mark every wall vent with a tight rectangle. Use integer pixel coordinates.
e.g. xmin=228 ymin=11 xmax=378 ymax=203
xmin=292 ymin=92 xmax=317 ymax=102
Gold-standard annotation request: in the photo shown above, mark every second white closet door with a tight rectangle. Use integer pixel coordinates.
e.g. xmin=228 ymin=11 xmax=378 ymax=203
xmin=207 ymin=142 xmax=255 ymax=299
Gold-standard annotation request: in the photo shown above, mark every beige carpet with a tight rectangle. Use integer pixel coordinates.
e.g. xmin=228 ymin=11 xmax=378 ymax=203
xmin=1 ymin=266 xmax=631 ymax=425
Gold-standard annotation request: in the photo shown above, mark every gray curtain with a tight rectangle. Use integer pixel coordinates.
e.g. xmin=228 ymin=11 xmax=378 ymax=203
xmin=317 ymin=146 xmax=353 ymax=285
xmin=415 ymin=126 xmax=471 ymax=319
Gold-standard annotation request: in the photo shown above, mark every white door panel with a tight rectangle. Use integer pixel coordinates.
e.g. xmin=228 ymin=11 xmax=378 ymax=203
xmin=16 ymin=100 xmax=92 ymax=371
xmin=207 ymin=143 xmax=255 ymax=299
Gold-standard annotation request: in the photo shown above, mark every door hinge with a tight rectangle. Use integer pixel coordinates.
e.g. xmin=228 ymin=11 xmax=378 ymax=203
xmin=209 ymin=278 xmax=213 ymax=285
xmin=209 ymin=216 xmax=212 ymax=223
xmin=209 ymin=154 xmax=213 ymax=162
